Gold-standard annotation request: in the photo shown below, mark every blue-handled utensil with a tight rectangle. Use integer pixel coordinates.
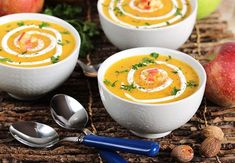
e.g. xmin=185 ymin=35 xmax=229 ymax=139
xmin=10 ymin=121 xmax=159 ymax=157
xmin=49 ymin=94 xmax=160 ymax=157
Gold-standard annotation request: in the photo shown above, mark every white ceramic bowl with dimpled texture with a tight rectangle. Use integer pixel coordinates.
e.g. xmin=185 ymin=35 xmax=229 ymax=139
xmin=98 ymin=47 xmax=206 ymax=138
xmin=0 ymin=13 xmax=80 ymax=100
xmin=97 ymin=0 xmax=197 ymax=50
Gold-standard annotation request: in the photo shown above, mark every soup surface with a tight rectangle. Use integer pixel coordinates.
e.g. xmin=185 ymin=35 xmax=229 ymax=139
xmin=101 ymin=0 xmax=192 ymax=29
xmin=104 ymin=53 xmax=199 ymax=104
xmin=0 ymin=20 xmax=75 ymax=67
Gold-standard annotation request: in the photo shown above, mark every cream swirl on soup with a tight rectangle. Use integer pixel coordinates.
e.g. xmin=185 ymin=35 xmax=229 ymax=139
xmin=0 ymin=20 xmax=75 ymax=67
xmin=101 ymin=0 xmax=192 ymax=28
xmin=103 ymin=53 xmax=199 ymax=104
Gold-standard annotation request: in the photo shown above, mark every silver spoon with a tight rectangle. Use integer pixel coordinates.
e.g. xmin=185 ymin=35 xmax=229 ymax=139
xmin=77 ymin=60 xmax=100 ymax=77
xmin=49 ymin=94 xmax=126 ymax=162
xmin=49 ymin=94 xmax=160 ymax=157
xmin=9 ymin=121 xmax=80 ymax=148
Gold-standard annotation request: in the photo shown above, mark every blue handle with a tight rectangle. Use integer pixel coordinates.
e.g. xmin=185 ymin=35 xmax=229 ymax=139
xmin=82 ymin=135 xmax=160 ymax=157
xmin=99 ymin=150 xmax=127 ymax=163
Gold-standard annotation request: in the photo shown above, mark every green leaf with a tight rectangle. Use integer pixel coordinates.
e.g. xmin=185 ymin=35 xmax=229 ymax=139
xmin=57 ymin=40 xmax=64 ymax=46
xmin=172 ymin=70 xmax=178 ymax=74
xmin=39 ymin=22 xmax=50 ymax=29
xmin=103 ymin=79 xmax=118 ymax=87
xmin=51 ymin=56 xmax=60 ymax=64
xmin=115 ymin=69 xmax=129 ymax=74
xmin=175 ymin=7 xmax=182 ymax=16
xmin=171 ymin=87 xmax=180 ymax=95
xmin=120 ymin=83 xmax=136 ymax=91
xmin=186 ymin=80 xmax=198 ymax=88
xmin=150 ymin=52 xmax=159 ymax=59
xmin=17 ymin=21 xmax=25 ymax=27
xmin=0 ymin=58 xmax=12 ymax=62
xmin=43 ymin=4 xmax=100 ymax=58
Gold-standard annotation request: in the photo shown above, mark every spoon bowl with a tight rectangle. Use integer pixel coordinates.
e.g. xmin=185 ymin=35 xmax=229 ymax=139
xmin=10 ymin=121 xmax=60 ymax=148
xmin=50 ymin=94 xmax=88 ymax=130
xmin=77 ymin=60 xmax=100 ymax=77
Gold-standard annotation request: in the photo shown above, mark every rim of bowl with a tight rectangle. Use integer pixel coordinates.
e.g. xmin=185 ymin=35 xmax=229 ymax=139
xmin=98 ymin=47 xmax=207 ymax=107
xmin=0 ymin=13 xmax=81 ymax=70
xmin=97 ymin=0 xmax=198 ymax=31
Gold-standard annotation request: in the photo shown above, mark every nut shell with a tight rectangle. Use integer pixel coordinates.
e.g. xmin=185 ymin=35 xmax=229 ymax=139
xmin=201 ymin=137 xmax=221 ymax=157
xmin=202 ymin=125 xmax=224 ymax=141
xmin=171 ymin=145 xmax=194 ymax=162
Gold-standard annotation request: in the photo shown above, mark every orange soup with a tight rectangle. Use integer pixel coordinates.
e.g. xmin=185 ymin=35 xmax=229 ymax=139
xmin=0 ymin=20 xmax=75 ymax=67
xmin=104 ymin=53 xmax=199 ymax=104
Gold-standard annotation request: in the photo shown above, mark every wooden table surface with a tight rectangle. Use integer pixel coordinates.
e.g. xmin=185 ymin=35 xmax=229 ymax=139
xmin=0 ymin=1 xmax=234 ymax=162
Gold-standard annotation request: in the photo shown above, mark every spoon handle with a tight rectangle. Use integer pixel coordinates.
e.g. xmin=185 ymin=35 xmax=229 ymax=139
xmin=82 ymin=135 xmax=159 ymax=157
xmin=99 ymin=150 xmax=127 ymax=163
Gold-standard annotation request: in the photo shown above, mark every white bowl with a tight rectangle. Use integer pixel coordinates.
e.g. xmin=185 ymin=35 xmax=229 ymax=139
xmin=97 ymin=0 xmax=197 ymax=50
xmin=0 ymin=13 xmax=80 ymax=100
xmin=98 ymin=47 xmax=206 ymax=138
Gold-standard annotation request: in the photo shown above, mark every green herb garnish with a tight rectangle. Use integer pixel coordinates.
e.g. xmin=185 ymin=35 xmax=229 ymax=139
xmin=60 ymin=31 xmax=70 ymax=34
xmin=120 ymin=83 xmax=136 ymax=91
xmin=57 ymin=40 xmax=64 ymax=46
xmin=150 ymin=52 xmax=159 ymax=59
xmin=132 ymin=63 xmax=146 ymax=70
xmin=103 ymin=79 xmax=118 ymax=87
xmin=114 ymin=7 xmax=124 ymax=16
xmin=144 ymin=22 xmax=150 ymax=26
xmin=132 ymin=57 xmax=155 ymax=70
xmin=165 ymin=55 xmax=172 ymax=61
xmin=166 ymin=21 xmax=170 ymax=25
xmin=115 ymin=69 xmax=129 ymax=74
xmin=17 ymin=21 xmax=25 ymax=27
xmin=0 ymin=58 xmax=12 ymax=62
xmin=175 ymin=7 xmax=182 ymax=16
xmin=186 ymin=80 xmax=198 ymax=88
xmin=39 ymin=22 xmax=50 ymax=28
xmin=21 ymin=51 xmax=27 ymax=55
xmin=142 ymin=57 xmax=155 ymax=64
xmin=172 ymin=70 xmax=178 ymax=74
xmin=51 ymin=56 xmax=60 ymax=64
xmin=171 ymin=87 xmax=180 ymax=95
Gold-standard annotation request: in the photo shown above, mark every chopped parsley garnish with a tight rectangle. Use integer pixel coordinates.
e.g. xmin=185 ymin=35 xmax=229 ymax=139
xmin=175 ymin=7 xmax=182 ymax=16
xmin=120 ymin=83 xmax=136 ymax=91
xmin=65 ymin=40 xmax=70 ymax=44
xmin=115 ymin=69 xmax=129 ymax=74
xmin=171 ymin=87 xmax=180 ymax=95
xmin=103 ymin=79 xmax=118 ymax=87
xmin=39 ymin=22 xmax=50 ymax=28
xmin=21 ymin=51 xmax=27 ymax=55
xmin=165 ymin=55 xmax=172 ymax=61
xmin=114 ymin=7 xmax=124 ymax=16
xmin=60 ymin=31 xmax=70 ymax=34
xmin=51 ymin=56 xmax=60 ymax=64
xmin=0 ymin=48 xmax=2 ymax=51
xmin=166 ymin=21 xmax=170 ymax=25
xmin=17 ymin=21 xmax=25 ymax=27
xmin=142 ymin=57 xmax=155 ymax=64
xmin=172 ymin=70 xmax=178 ymax=74
xmin=186 ymin=80 xmax=198 ymax=88
xmin=57 ymin=40 xmax=64 ymax=46
xmin=131 ymin=57 xmax=155 ymax=70
xmin=150 ymin=52 xmax=159 ymax=59
xmin=0 ymin=58 xmax=12 ymax=62
xmin=144 ymin=22 xmax=150 ymax=26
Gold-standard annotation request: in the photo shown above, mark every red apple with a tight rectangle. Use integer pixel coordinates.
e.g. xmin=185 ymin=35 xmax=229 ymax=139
xmin=204 ymin=42 xmax=235 ymax=107
xmin=0 ymin=0 xmax=44 ymax=16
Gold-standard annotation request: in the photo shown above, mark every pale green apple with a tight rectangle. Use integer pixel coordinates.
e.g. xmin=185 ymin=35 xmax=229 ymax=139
xmin=197 ymin=0 xmax=221 ymax=19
